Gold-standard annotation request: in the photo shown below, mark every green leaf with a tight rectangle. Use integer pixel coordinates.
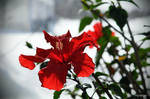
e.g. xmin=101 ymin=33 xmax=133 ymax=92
xmin=92 ymin=9 xmax=100 ymax=19
xmin=26 ymin=41 xmax=33 ymax=49
xmin=102 ymin=26 xmax=112 ymax=37
xmin=95 ymin=72 xmax=108 ymax=77
xmin=120 ymin=76 xmax=131 ymax=93
xmin=40 ymin=61 xmax=48 ymax=69
xmin=96 ymin=0 xmax=101 ymax=2
xmin=96 ymin=27 xmax=112 ymax=66
xmin=76 ymin=84 xmax=84 ymax=90
xmin=137 ymin=80 xmax=143 ymax=85
xmin=109 ymin=6 xmax=128 ymax=30
xmin=138 ymin=31 xmax=150 ymax=41
xmin=96 ymin=38 xmax=108 ymax=66
xmin=132 ymin=70 xmax=138 ymax=80
xmin=81 ymin=92 xmax=89 ymax=99
xmin=110 ymin=36 xmax=121 ymax=46
xmin=125 ymin=45 xmax=132 ymax=51
xmin=82 ymin=3 xmax=89 ymax=10
xmin=109 ymin=83 xmax=124 ymax=98
xmin=100 ymin=96 xmax=107 ymax=99
xmin=83 ymin=83 xmax=92 ymax=89
xmin=53 ymin=90 xmax=64 ymax=99
xmin=118 ymin=0 xmax=139 ymax=8
xmin=79 ymin=16 xmax=93 ymax=32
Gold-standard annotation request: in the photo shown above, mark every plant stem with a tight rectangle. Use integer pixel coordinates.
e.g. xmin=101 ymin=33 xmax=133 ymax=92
xmin=92 ymin=73 xmax=114 ymax=99
xmin=126 ymin=21 xmax=148 ymax=95
xmin=70 ymin=70 xmax=92 ymax=99
xmin=116 ymin=60 xmax=143 ymax=93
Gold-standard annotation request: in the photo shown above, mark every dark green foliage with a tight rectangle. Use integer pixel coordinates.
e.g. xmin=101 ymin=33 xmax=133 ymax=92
xmin=81 ymin=91 xmax=89 ymax=99
xmin=96 ymin=27 xmax=112 ymax=66
xmin=79 ymin=16 xmax=93 ymax=32
xmin=120 ymin=76 xmax=131 ymax=93
xmin=95 ymin=72 xmax=108 ymax=77
xmin=40 ymin=61 xmax=48 ymax=69
xmin=91 ymin=9 xmax=100 ymax=19
xmin=132 ymin=70 xmax=138 ymax=80
xmin=100 ymin=96 xmax=107 ymax=99
xmin=118 ymin=0 xmax=139 ymax=7
xmin=53 ymin=90 xmax=64 ymax=99
xmin=138 ymin=31 xmax=150 ymax=40
xmin=109 ymin=6 xmax=128 ymax=30
xmin=26 ymin=41 xmax=33 ymax=49
xmin=96 ymin=0 xmax=101 ymax=2
xmin=109 ymin=83 xmax=125 ymax=98
xmin=110 ymin=36 xmax=121 ymax=47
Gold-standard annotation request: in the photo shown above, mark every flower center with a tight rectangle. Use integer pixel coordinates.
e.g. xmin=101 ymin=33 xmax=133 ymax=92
xmin=56 ymin=41 xmax=63 ymax=50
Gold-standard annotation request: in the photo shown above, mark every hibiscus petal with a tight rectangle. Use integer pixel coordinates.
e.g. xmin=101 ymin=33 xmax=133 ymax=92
xmin=48 ymin=49 xmax=63 ymax=63
xmin=58 ymin=30 xmax=71 ymax=40
xmin=36 ymin=47 xmax=51 ymax=58
xmin=94 ymin=22 xmax=102 ymax=33
xmin=38 ymin=61 xmax=69 ymax=91
xmin=21 ymin=54 xmax=45 ymax=62
xmin=70 ymin=32 xmax=98 ymax=53
xmin=19 ymin=55 xmax=35 ymax=70
xmin=43 ymin=30 xmax=58 ymax=48
xmin=71 ymin=52 xmax=95 ymax=77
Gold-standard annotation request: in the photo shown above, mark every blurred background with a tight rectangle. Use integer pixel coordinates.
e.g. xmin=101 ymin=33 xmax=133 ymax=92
xmin=0 ymin=0 xmax=150 ymax=99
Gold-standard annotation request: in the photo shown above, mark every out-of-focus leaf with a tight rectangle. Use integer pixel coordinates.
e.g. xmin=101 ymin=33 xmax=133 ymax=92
xmin=102 ymin=26 xmax=112 ymax=37
xmin=79 ymin=16 xmax=93 ymax=32
xmin=82 ymin=3 xmax=89 ymax=10
xmin=53 ymin=89 xmax=64 ymax=99
xmin=81 ymin=92 xmax=89 ymax=99
xmin=100 ymin=96 xmax=107 ymax=99
xmin=83 ymin=83 xmax=92 ymax=89
xmin=96 ymin=38 xmax=108 ymax=66
xmin=26 ymin=41 xmax=33 ymax=49
xmin=92 ymin=9 xmax=100 ymax=19
xmin=109 ymin=83 xmax=124 ymax=98
xmin=95 ymin=72 xmax=109 ymax=77
xmin=76 ymin=84 xmax=84 ymax=90
xmin=119 ymin=76 xmax=131 ymax=93
xmin=109 ymin=6 xmax=128 ymax=30
xmin=138 ymin=31 xmax=150 ymax=41
xmin=67 ymin=73 xmax=71 ymax=78
xmin=137 ymin=80 xmax=143 ymax=85
xmin=141 ymin=60 xmax=150 ymax=67
xmin=96 ymin=0 xmax=101 ymax=2
xmin=110 ymin=36 xmax=121 ymax=46
xmin=40 ymin=61 xmax=48 ymax=69
xmin=138 ymin=31 xmax=150 ymax=36
xmin=118 ymin=0 xmax=139 ymax=8
xmin=125 ymin=45 xmax=132 ymax=51
xmin=132 ymin=70 xmax=138 ymax=80
xmin=96 ymin=27 xmax=112 ymax=66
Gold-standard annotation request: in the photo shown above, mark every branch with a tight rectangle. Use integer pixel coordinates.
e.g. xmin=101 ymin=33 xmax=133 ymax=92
xmin=92 ymin=73 xmax=114 ymax=99
xmin=126 ymin=21 xmax=148 ymax=95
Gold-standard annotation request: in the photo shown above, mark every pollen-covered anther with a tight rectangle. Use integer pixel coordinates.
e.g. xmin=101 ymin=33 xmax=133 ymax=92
xmin=56 ymin=41 xmax=63 ymax=50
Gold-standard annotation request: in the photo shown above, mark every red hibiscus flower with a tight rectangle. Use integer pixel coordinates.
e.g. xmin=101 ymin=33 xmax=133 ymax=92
xmin=19 ymin=30 xmax=96 ymax=91
xmin=86 ymin=22 xmax=115 ymax=48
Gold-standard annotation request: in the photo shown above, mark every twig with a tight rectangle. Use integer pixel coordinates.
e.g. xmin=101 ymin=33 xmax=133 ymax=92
xmin=116 ymin=60 xmax=143 ymax=93
xmin=69 ymin=70 xmax=92 ymax=99
xmin=127 ymin=21 xmax=148 ymax=95
xmin=92 ymin=73 xmax=114 ymax=99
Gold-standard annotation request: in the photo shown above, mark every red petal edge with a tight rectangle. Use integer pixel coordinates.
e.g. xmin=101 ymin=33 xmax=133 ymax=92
xmin=19 ymin=55 xmax=35 ymax=70
xmin=38 ymin=61 xmax=69 ymax=91
xmin=71 ymin=52 xmax=95 ymax=77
